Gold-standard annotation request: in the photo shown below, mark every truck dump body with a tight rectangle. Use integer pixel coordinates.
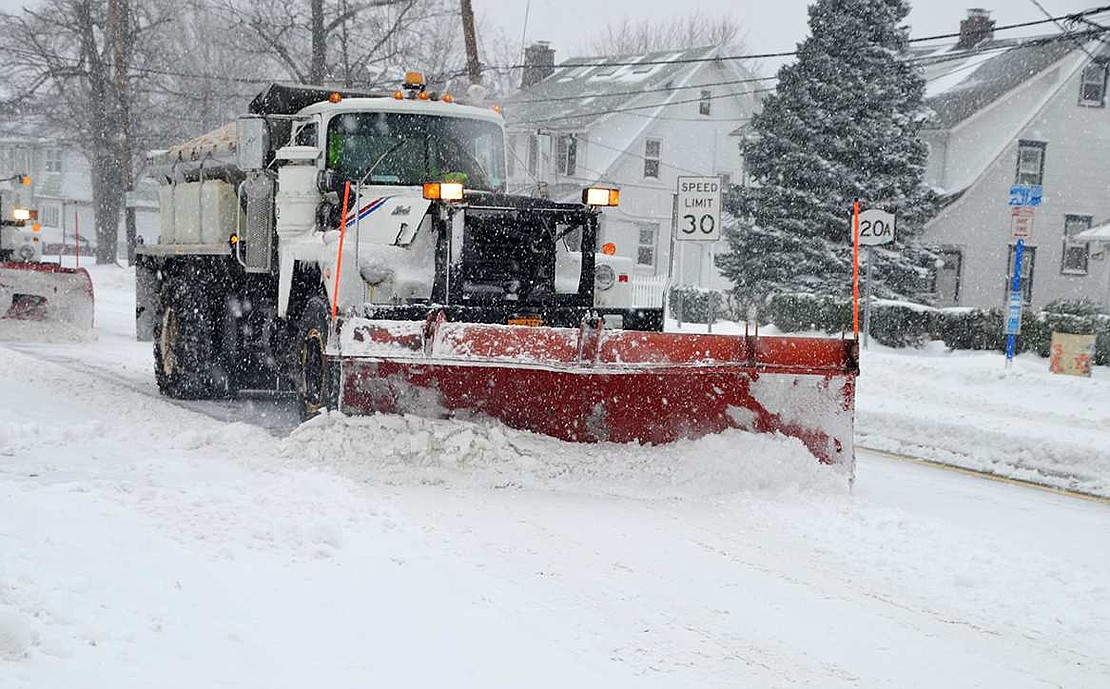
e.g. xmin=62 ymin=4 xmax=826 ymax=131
xmin=332 ymin=317 xmax=857 ymax=468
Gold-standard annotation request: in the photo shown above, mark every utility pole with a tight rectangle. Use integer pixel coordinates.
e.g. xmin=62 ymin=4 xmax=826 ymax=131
xmin=110 ymin=0 xmax=137 ymax=265
xmin=460 ymin=0 xmax=482 ymax=85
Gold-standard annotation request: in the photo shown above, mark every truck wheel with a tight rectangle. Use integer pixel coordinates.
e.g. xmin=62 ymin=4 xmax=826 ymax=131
xmin=153 ymin=279 xmax=221 ymax=399
xmin=295 ymin=295 xmax=335 ymax=419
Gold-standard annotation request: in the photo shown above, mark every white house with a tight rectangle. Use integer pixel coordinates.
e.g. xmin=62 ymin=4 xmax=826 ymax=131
xmin=502 ymin=43 xmax=759 ymax=291
xmin=0 ymin=133 xmax=158 ymax=257
xmin=919 ymin=9 xmax=1110 ymax=311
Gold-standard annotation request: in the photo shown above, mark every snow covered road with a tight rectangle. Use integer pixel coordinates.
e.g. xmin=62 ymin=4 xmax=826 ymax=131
xmin=2 ymin=264 xmax=1108 ymax=687
xmin=2 ymin=344 xmax=1108 ymax=687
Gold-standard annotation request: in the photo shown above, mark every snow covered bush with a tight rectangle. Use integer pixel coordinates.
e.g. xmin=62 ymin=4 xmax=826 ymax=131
xmin=937 ymin=307 xmax=1110 ymax=365
xmin=767 ymin=293 xmax=850 ymax=334
xmin=868 ymin=301 xmax=937 ymax=349
xmin=668 ymin=284 xmax=732 ymax=323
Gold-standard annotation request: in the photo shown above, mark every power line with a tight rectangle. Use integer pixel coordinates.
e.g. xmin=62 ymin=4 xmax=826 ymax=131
xmin=0 ymin=7 xmax=1105 ymax=104
xmin=488 ymin=5 xmax=1110 ymax=70
xmin=506 ymin=25 xmax=1103 ymax=113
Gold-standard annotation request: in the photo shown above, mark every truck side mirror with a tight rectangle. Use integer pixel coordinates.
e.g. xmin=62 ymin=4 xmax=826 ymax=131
xmin=236 ymin=116 xmax=269 ymax=170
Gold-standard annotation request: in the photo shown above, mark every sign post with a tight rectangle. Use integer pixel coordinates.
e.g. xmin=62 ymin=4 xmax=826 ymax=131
xmin=856 ymin=207 xmax=895 ymax=348
xmin=675 ymin=176 xmax=722 ymax=332
xmin=1004 ymin=183 xmax=1041 ymax=367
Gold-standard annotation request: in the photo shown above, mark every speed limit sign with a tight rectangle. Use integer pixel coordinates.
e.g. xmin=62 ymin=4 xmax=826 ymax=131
xmin=675 ymin=176 xmax=721 ymax=242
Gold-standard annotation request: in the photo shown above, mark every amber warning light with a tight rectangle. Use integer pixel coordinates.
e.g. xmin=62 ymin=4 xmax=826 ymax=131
xmin=423 ymin=181 xmax=464 ymax=201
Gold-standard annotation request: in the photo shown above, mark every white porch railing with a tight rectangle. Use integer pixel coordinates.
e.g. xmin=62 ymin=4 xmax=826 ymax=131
xmin=629 ymin=275 xmax=670 ymax=308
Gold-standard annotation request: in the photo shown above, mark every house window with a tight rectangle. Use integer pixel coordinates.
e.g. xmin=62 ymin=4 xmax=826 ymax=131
xmin=293 ymin=122 xmax=317 ymax=147
xmin=527 ymin=135 xmax=539 ymax=178
xmin=44 ymin=148 xmax=63 ymax=173
xmin=593 ymin=60 xmax=620 ymax=77
xmin=699 ymin=89 xmax=712 ymax=116
xmin=1015 ymin=140 xmax=1045 ymax=186
xmin=39 ymin=203 xmax=61 ymax=228
xmin=637 ymin=222 xmax=657 ymax=268
xmin=1006 ymin=244 xmax=1037 ymax=305
xmin=555 ymin=134 xmax=577 ymax=177
xmin=643 ymin=138 xmax=661 ymax=179
xmin=1062 ymin=214 xmax=1092 ymax=275
xmin=933 ymin=248 xmax=962 ymax=304
xmin=1079 ymin=62 xmax=1108 ymax=107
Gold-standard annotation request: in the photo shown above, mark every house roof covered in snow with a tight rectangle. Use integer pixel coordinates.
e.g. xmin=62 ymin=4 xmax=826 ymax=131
xmin=917 ymin=33 xmax=1102 ymax=129
xmin=502 ymin=45 xmax=726 ymax=131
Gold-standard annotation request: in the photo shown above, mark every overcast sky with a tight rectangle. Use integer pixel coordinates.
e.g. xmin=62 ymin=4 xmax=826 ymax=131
xmin=478 ymin=0 xmax=1099 ymax=65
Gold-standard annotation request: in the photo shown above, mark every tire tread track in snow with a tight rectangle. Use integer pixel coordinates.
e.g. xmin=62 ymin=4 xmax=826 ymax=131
xmin=0 ymin=343 xmax=300 ymax=435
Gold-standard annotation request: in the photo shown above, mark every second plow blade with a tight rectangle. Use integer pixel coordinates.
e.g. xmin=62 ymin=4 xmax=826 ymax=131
xmin=332 ymin=318 xmax=858 ymax=468
xmin=0 ymin=262 xmax=95 ymax=330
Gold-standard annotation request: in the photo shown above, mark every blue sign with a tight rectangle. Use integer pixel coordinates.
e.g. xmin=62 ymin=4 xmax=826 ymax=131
xmin=1004 ymin=291 xmax=1023 ymax=335
xmin=1009 ymin=185 xmax=1043 ymax=207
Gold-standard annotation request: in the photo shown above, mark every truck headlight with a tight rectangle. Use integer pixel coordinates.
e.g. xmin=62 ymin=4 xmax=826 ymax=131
xmin=583 ymin=187 xmax=620 ymax=206
xmin=12 ymin=208 xmax=31 ymax=221
xmin=594 ymin=264 xmax=616 ymax=291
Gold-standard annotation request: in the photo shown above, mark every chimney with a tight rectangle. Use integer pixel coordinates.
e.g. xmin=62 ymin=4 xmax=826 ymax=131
xmin=957 ymin=8 xmax=995 ymax=50
xmin=521 ymin=41 xmax=555 ymax=88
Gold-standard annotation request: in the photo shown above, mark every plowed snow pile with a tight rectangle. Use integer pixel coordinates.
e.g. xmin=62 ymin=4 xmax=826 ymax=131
xmin=281 ymin=412 xmax=849 ymax=498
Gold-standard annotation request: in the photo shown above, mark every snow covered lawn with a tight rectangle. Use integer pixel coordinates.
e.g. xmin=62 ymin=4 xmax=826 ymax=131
xmin=1 ymin=264 xmax=1108 ymax=687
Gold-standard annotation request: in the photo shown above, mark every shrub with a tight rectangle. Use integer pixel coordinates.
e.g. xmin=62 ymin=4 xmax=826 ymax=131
xmin=668 ymin=284 xmax=729 ymax=324
xmin=867 ymin=301 xmax=936 ymax=348
xmin=1042 ymin=298 xmax=1106 ymax=317
xmin=939 ymin=308 xmax=1003 ymax=351
xmin=937 ymin=304 xmax=1108 ymax=365
xmin=767 ymin=293 xmax=851 ymax=334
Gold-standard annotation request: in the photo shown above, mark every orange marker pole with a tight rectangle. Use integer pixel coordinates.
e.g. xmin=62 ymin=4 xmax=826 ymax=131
xmin=852 ymin=198 xmax=860 ymax=339
xmin=331 ymin=181 xmax=352 ymax=320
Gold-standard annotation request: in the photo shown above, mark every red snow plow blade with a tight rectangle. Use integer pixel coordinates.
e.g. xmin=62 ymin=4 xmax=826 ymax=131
xmin=0 ymin=262 xmax=95 ymax=329
xmin=330 ymin=317 xmax=858 ymax=467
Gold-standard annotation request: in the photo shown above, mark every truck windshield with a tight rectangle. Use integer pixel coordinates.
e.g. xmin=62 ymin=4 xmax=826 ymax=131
xmin=326 ymin=112 xmax=505 ymax=191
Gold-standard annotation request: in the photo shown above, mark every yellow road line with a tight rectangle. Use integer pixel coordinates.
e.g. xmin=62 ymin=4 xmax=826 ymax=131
xmin=857 ymin=445 xmax=1110 ymax=505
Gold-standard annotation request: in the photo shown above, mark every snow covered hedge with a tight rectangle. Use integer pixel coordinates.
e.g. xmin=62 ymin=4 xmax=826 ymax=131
xmin=668 ymin=285 xmax=733 ymax=324
xmin=764 ymin=294 xmax=1110 ymax=364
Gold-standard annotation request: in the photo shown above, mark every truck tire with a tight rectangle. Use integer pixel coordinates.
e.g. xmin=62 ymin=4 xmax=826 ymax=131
xmin=153 ymin=278 xmax=224 ymax=399
xmin=294 ymin=294 xmax=336 ymax=419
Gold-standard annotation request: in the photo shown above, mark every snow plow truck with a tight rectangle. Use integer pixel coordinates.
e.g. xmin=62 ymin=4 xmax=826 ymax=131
xmin=136 ymin=78 xmax=857 ymax=466
xmin=0 ymin=177 xmax=94 ymax=329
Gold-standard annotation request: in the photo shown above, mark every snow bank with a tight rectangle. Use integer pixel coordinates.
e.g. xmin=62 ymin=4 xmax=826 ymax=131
xmin=280 ymin=412 xmax=848 ymax=499
xmin=857 ymin=344 xmax=1110 ymax=496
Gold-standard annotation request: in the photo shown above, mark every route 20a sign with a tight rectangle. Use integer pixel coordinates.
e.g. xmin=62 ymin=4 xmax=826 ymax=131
xmin=676 ymin=176 xmax=722 ymax=242
xmin=858 ymin=209 xmax=895 ymax=246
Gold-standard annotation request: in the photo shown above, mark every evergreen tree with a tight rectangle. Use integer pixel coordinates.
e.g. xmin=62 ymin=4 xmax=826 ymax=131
xmin=719 ymin=0 xmax=937 ymax=305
